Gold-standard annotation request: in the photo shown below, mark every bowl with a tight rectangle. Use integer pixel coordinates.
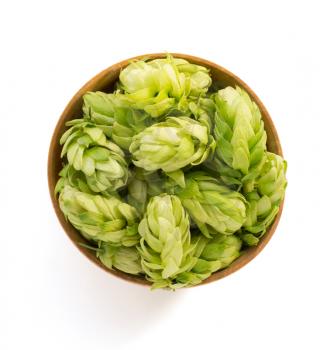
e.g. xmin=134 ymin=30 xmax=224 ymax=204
xmin=48 ymin=53 xmax=284 ymax=287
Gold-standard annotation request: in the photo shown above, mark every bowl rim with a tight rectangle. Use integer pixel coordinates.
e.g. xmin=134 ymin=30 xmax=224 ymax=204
xmin=48 ymin=52 xmax=284 ymax=287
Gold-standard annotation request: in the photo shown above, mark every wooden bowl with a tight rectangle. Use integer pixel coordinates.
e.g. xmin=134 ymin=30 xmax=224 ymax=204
xmin=48 ymin=53 xmax=284 ymax=287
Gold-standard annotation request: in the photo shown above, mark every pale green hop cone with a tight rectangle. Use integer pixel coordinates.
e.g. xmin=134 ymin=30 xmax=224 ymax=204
xmin=188 ymin=97 xmax=216 ymax=132
xmin=110 ymin=98 xmax=151 ymax=150
xmin=127 ymin=167 xmax=166 ymax=215
xmin=202 ymin=156 xmax=243 ymax=189
xmin=214 ymin=86 xmax=267 ymax=176
xmin=84 ymin=91 xmax=152 ymax=150
xmin=60 ymin=119 xmax=129 ymax=194
xmin=119 ymin=59 xmax=177 ymax=117
xmin=176 ymin=235 xmax=242 ymax=286
xmin=59 ymin=185 xmax=140 ymax=246
xmin=83 ymin=91 xmax=115 ymax=127
xmin=173 ymin=172 xmax=247 ymax=237
xmin=127 ymin=176 xmax=148 ymax=215
xmin=138 ymin=194 xmax=198 ymax=289
xmin=55 ymin=164 xmax=92 ymax=195
xmin=146 ymin=56 xmax=212 ymax=97
xmin=257 ymin=152 xmax=287 ymax=203
xmin=239 ymin=191 xmax=280 ymax=245
xmin=116 ymin=55 xmax=211 ymax=117
xmin=240 ymin=152 xmax=287 ymax=245
xmin=97 ymin=242 xmax=143 ymax=275
xmin=119 ymin=56 xmax=211 ymax=101
xmin=129 ymin=116 xmax=215 ymax=173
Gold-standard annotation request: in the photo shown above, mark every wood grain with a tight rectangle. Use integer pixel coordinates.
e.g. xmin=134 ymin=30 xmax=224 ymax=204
xmin=48 ymin=53 xmax=284 ymax=287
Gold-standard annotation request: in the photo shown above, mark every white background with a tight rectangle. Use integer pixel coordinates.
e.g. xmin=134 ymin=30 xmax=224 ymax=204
xmin=1 ymin=1 xmax=333 ymax=349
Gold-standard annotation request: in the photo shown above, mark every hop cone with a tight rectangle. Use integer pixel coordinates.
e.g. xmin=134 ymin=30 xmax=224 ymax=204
xmin=129 ymin=116 xmax=215 ymax=173
xmin=146 ymin=56 xmax=212 ymax=97
xmin=60 ymin=120 xmax=128 ymax=194
xmin=188 ymin=97 xmax=216 ymax=132
xmin=111 ymin=102 xmax=151 ymax=150
xmin=83 ymin=91 xmax=115 ymax=127
xmin=118 ymin=56 xmax=211 ymax=117
xmin=173 ymin=172 xmax=247 ymax=237
xmin=59 ymin=185 xmax=140 ymax=246
xmin=55 ymin=164 xmax=92 ymax=195
xmin=214 ymin=86 xmax=267 ymax=175
xmin=257 ymin=152 xmax=287 ymax=203
xmin=127 ymin=176 xmax=148 ymax=215
xmin=97 ymin=242 xmax=143 ymax=275
xmin=176 ymin=235 xmax=242 ymax=286
xmin=120 ymin=56 xmax=211 ymax=99
xmin=203 ymin=156 xmax=243 ymax=188
xmin=138 ymin=194 xmax=197 ymax=289
xmin=241 ymin=152 xmax=287 ymax=245
xmin=127 ymin=168 xmax=166 ymax=215
xmin=84 ymin=91 xmax=152 ymax=150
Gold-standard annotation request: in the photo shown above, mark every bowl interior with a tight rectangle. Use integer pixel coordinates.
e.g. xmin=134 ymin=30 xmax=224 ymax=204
xmin=48 ymin=53 xmax=283 ymax=286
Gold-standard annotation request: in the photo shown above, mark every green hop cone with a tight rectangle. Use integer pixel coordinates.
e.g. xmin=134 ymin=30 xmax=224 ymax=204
xmin=240 ymin=152 xmax=287 ymax=245
xmin=198 ymin=235 xmax=241 ymax=269
xmin=120 ymin=60 xmax=162 ymax=95
xmin=127 ymin=168 xmax=166 ymax=215
xmin=188 ymin=97 xmax=216 ymax=132
xmin=214 ymin=86 xmax=267 ymax=176
xmin=122 ymin=89 xmax=176 ymax=119
xmin=240 ymin=191 xmax=279 ymax=246
xmin=127 ymin=176 xmax=148 ymax=215
xmin=83 ymin=91 xmax=115 ymax=127
xmin=120 ymin=56 xmax=211 ymax=99
xmin=138 ymin=194 xmax=197 ymax=289
xmin=118 ymin=56 xmax=212 ymax=117
xmin=110 ymin=98 xmax=152 ymax=150
xmin=129 ymin=116 xmax=215 ymax=173
xmin=97 ymin=242 xmax=143 ymax=275
xmin=173 ymin=172 xmax=247 ymax=237
xmin=119 ymin=59 xmax=178 ymax=117
xmin=147 ymin=56 xmax=212 ymax=97
xmin=176 ymin=235 xmax=242 ymax=286
xmin=59 ymin=185 xmax=140 ymax=246
xmin=257 ymin=152 xmax=287 ymax=203
xmin=55 ymin=164 xmax=92 ymax=195
xmin=60 ymin=119 xmax=129 ymax=194
xmin=203 ymin=156 xmax=243 ymax=189
xmin=84 ymin=91 xmax=152 ymax=150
